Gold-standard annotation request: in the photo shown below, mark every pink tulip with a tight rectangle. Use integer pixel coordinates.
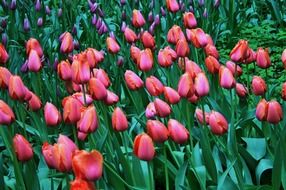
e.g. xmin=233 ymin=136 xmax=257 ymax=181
xmin=147 ymin=120 xmax=169 ymax=143
xmin=168 ymin=119 xmax=189 ymax=144
xmin=209 ymin=111 xmax=228 ymax=135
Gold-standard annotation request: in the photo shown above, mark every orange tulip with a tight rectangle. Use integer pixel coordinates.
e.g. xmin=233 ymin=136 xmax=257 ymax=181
xmin=92 ymin=68 xmax=110 ymax=88
xmin=230 ymin=40 xmax=249 ymax=62
xmin=70 ymin=179 xmax=95 ymax=190
xmin=104 ymin=90 xmax=119 ymax=105
xmin=175 ymin=39 xmax=189 ymax=57
xmin=13 ymin=134 xmax=33 ymax=162
xmin=77 ymin=105 xmax=98 ymax=133
xmin=89 ymin=78 xmax=107 ymax=100
xmin=0 ymin=100 xmax=15 ymax=125
xmin=57 ymin=60 xmax=72 ymax=81
xmin=112 ymin=107 xmax=128 ymax=131
xmin=154 ymin=98 xmax=171 ymax=117
xmin=141 ymin=31 xmax=155 ymax=49
xmin=194 ymin=72 xmax=209 ymax=97
xmin=26 ymin=38 xmax=43 ymax=57
xmin=63 ymin=96 xmax=82 ymax=123
xmin=145 ymin=76 xmax=164 ymax=96
xmin=168 ymin=119 xmax=189 ymax=144
xmin=145 ymin=102 xmax=157 ymax=119
xmin=0 ymin=66 xmax=12 ymax=89
xmin=124 ymin=70 xmax=144 ymax=90
xmin=251 ymin=76 xmax=267 ymax=96
xmin=132 ymin=9 xmax=146 ymax=28
xmin=166 ymin=0 xmax=180 ymax=13
xmin=167 ymin=25 xmax=185 ymax=44
xmin=60 ymin=32 xmax=74 ymax=53
xmin=183 ymin=12 xmax=197 ymax=29
xmin=219 ymin=66 xmax=235 ymax=89
xmin=106 ymin=37 xmax=120 ymax=54
xmin=138 ymin=48 xmax=153 ymax=71
xmin=124 ymin=27 xmax=137 ymax=43
xmin=71 ymin=60 xmax=90 ymax=84
xmin=133 ymin=133 xmax=155 ymax=161
xmin=177 ymin=72 xmax=194 ymax=98
xmin=164 ymin=86 xmax=181 ymax=104
xmin=27 ymin=49 xmax=42 ymax=72
xmin=186 ymin=28 xmax=208 ymax=48
xmin=8 ymin=75 xmax=27 ymax=101
xmin=0 ymin=43 xmax=9 ymax=64
xmin=147 ymin=120 xmax=169 ymax=143
xmin=256 ymin=47 xmax=271 ymax=69
xmin=44 ymin=102 xmax=61 ymax=126
xmin=209 ymin=111 xmax=228 ymax=135
xmin=205 ymin=55 xmax=220 ymax=74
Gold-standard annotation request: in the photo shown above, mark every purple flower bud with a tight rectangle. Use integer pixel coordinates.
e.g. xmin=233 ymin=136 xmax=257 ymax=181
xmin=97 ymin=8 xmax=104 ymax=17
xmin=96 ymin=18 xmax=102 ymax=30
xmin=10 ymin=0 xmax=16 ymax=10
xmin=37 ymin=17 xmax=43 ymax=27
xmin=72 ymin=25 xmax=77 ymax=35
xmin=1 ymin=0 xmax=8 ymax=8
xmin=103 ymin=24 xmax=108 ymax=33
xmin=203 ymin=8 xmax=208 ymax=18
xmin=214 ymin=0 xmax=220 ymax=8
xmin=148 ymin=12 xmax=154 ymax=23
xmin=35 ymin=0 xmax=41 ymax=11
xmin=92 ymin=14 xmax=97 ymax=25
xmin=120 ymin=0 xmax=126 ymax=5
xmin=160 ymin=7 xmax=166 ymax=17
xmin=154 ymin=15 xmax=160 ymax=26
xmin=121 ymin=11 xmax=126 ymax=20
xmin=198 ymin=0 xmax=204 ymax=7
xmin=45 ymin=5 xmax=51 ymax=15
xmin=189 ymin=6 xmax=194 ymax=13
xmin=23 ymin=18 xmax=30 ymax=32
xmin=21 ymin=61 xmax=29 ymax=73
xmin=58 ymin=8 xmax=62 ymax=17
xmin=88 ymin=0 xmax=97 ymax=13
xmin=1 ymin=19 xmax=7 ymax=29
xmin=73 ymin=40 xmax=80 ymax=50
xmin=117 ymin=56 xmax=124 ymax=67
xmin=2 ymin=33 xmax=7 ymax=47
xmin=180 ymin=3 xmax=186 ymax=12
xmin=121 ymin=22 xmax=126 ymax=32
xmin=149 ymin=22 xmax=156 ymax=35
xmin=67 ymin=54 xmax=73 ymax=63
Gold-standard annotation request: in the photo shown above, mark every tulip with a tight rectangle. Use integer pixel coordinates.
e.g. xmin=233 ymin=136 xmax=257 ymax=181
xmin=141 ymin=31 xmax=155 ymax=49
xmin=70 ymin=179 xmax=95 ymax=190
xmin=124 ymin=27 xmax=137 ymax=43
xmin=63 ymin=97 xmax=82 ymax=123
xmin=23 ymin=88 xmax=32 ymax=101
xmin=44 ymin=102 xmax=61 ymax=126
xmin=8 ymin=75 xmax=27 ymax=101
xmin=209 ymin=111 xmax=228 ymax=135
xmin=138 ymin=49 xmax=153 ymax=71
xmin=219 ymin=66 xmax=235 ymax=89
xmin=230 ymin=40 xmax=249 ymax=62
xmin=167 ymin=119 xmax=189 ymax=144
xmin=10 ymin=0 xmax=16 ymax=10
xmin=154 ymin=98 xmax=171 ymax=117
xmin=282 ymin=49 xmax=286 ymax=69
xmin=183 ymin=12 xmax=197 ymax=29
xmin=57 ymin=60 xmax=72 ymax=81
xmin=92 ymin=68 xmax=110 ymax=88
xmin=245 ymin=48 xmax=257 ymax=64
xmin=89 ymin=78 xmax=107 ymax=100
xmin=167 ymin=25 xmax=185 ymax=44
xmin=204 ymin=44 xmax=219 ymax=59
xmin=112 ymin=107 xmax=128 ymax=131
xmin=106 ymin=37 xmax=120 ymax=54
xmin=72 ymin=93 xmax=93 ymax=106
xmin=185 ymin=59 xmax=202 ymax=78
xmin=71 ymin=60 xmax=90 ymax=84
xmin=77 ymin=131 xmax=88 ymax=141
xmin=104 ymin=90 xmax=119 ymax=105
xmin=158 ymin=46 xmax=177 ymax=67
xmin=133 ymin=133 xmax=155 ymax=161
xmin=27 ymin=49 xmax=42 ymax=72
xmin=72 ymin=150 xmax=103 ymax=180
xmin=0 ymin=66 xmax=11 ymax=88
xmin=236 ymin=83 xmax=248 ymax=97
xmin=164 ymin=86 xmax=181 ymax=104
xmin=26 ymin=38 xmax=43 ymax=57
xmin=145 ymin=102 xmax=157 ymax=119
xmin=145 ymin=76 xmax=164 ymax=96
xmin=256 ymin=99 xmax=268 ymax=121
xmin=2 ymin=33 xmax=7 ymax=47
xmin=13 ymin=134 xmax=33 ymax=162
xmin=251 ymin=76 xmax=267 ymax=96
xmin=60 ymin=32 xmax=74 ymax=53
xmin=85 ymin=48 xmax=104 ymax=68
xmin=23 ymin=18 xmax=30 ymax=32
xmin=177 ymin=73 xmax=194 ymax=98
xmin=186 ymin=28 xmax=208 ymax=48
xmin=132 ymin=9 xmax=146 ymax=28
xmin=130 ymin=45 xmax=140 ymax=63
xmin=175 ymin=39 xmax=189 ymax=57
xmin=37 ymin=17 xmax=43 ymax=27
xmin=124 ymin=70 xmax=144 ymax=90
xmin=226 ymin=61 xmax=242 ymax=77
xmin=282 ymin=82 xmax=286 ymax=100
xmin=77 ymin=105 xmax=98 ymax=133
xmin=267 ymin=100 xmax=283 ymax=124
xmin=256 ymin=47 xmax=271 ymax=69
xmin=194 ymin=72 xmax=209 ymax=97
xmin=205 ymin=55 xmax=220 ymax=74
xmin=0 ymin=100 xmax=15 ymax=125
xmin=42 ymin=143 xmax=56 ymax=168
xmin=166 ymin=0 xmax=180 ymax=13
xmin=195 ymin=108 xmax=210 ymax=125
xmin=146 ymin=120 xmax=169 ymax=143
xmin=0 ymin=43 xmax=9 ymax=64
xmin=28 ymin=93 xmax=42 ymax=111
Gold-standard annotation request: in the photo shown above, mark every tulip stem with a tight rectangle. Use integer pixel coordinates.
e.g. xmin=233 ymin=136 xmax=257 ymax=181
xmin=246 ymin=64 xmax=250 ymax=93
xmin=147 ymin=162 xmax=154 ymax=190
xmin=82 ymin=84 xmax=87 ymax=106
xmin=164 ymin=145 xmax=169 ymax=190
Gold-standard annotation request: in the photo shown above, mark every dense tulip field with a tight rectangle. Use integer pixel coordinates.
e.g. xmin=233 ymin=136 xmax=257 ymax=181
xmin=1 ymin=0 xmax=286 ymax=189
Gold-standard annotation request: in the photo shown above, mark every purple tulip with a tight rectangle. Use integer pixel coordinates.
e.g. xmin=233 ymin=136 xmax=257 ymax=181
xmin=96 ymin=18 xmax=102 ymax=30
xmin=203 ymin=8 xmax=208 ymax=18
xmin=120 ymin=0 xmax=126 ymax=6
xmin=1 ymin=0 xmax=8 ymax=8
xmin=1 ymin=19 xmax=7 ymax=29
xmin=35 ymin=0 xmax=41 ymax=11
xmin=154 ymin=15 xmax=160 ymax=26
xmin=121 ymin=11 xmax=126 ymax=20
xmin=37 ymin=17 xmax=43 ymax=27
xmin=45 ymin=5 xmax=51 ymax=15
xmin=20 ymin=61 xmax=29 ymax=73
xmin=198 ymin=0 xmax=204 ymax=6
xmin=97 ymin=8 xmax=104 ymax=17
xmin=148 ymin=12 xmax=154 ymax=23
xmin=72 ymin=25 xmax=77 ymax=35
xmin=214 ymin=0 xmax=220 ymax=8
xmin=121 ymin=22 xmax=126 ymax=32
xmin=73 ymin=40 xmax=80 ymax=50
xmin=2 ymin=33 xmax=7 ymax=47
xmin=149 ymin=22 xmax=156 ymax=35
xmin=10 ymin=0 xmax=16 ymax=10
xmin=23 ymin=18 xmax=30 ymax=32
xmin=117 ymin=56 xmax=124 ymax=67
xmin=160 ymin=7 xmax=166 ymax=17
xmin=58 ymin=8 xmax=62 ymax=17
xmin=92 ymin=14 xmax=97 ymax=25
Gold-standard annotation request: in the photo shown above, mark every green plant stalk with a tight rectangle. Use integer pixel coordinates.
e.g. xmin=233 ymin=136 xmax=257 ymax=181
xmin=164 ymin=145 xmax=169 ymax=190
xmin=147 ymin=162 xmax=154 ymax=190
xmin=81 ymin=84 xmax=87 ymax=106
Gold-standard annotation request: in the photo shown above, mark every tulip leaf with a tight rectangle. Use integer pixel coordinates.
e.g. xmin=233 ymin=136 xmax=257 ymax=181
xmin=0 ymin=153 xmax=5 ymax=190
xmin=272 ymin=141 xmax=282 ymax=190
xmin=241 ymin=138 xmax=266 ymax=161
xmin=255 ymin=159 xmax=273 ymax=185
xmin=175 ymin=161 xmax=188 ymax=189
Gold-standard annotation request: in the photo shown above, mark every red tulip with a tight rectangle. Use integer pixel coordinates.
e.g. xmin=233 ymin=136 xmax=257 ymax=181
xmin=77 ymin=105 xmax=98 ymax=133
xmin=166 ymin=0 xmax=180 ymax=13
xmin=72 ymin=150 xmax=103 ymax=180
xmin=158 ymin=46 xmax=177 ymax=67
xmin=219 ymin=66 xmax=235 ymax=89
xmin=13 ymin=134 xmax=33 ymax=162
xmin=44 ymin=102 xmax=61 ymax=126
xmin=60 ymin=32 xmax=74 ymax=53
xmin=251 ymin=76 xmax=267 ymax=96
xmin=145 ymin=76 xmax=164 ymax=96
xmin=138 ymin=48 xmax=153 ymax=71
xmin=167 ymin=119 xmax=189 ymax=144
xmin=167 ymin=25 xmax=185 ymax=44
xmin=195 ymin=108 xmax=210 ymax=125
xmin=146 ymin=120 xmax=169 ymax=143
xmin=226 ymin=61 xmax=242 ymax=77
xmin=141 ymin=31 xmax=155 ymax=49
xmin=256 ymin=48 xmax=271 ymax=69
xmin=256 ymin=99 xmax=268 ymax=121
xmin=106 ymin=37 xmax=120 ymax=54
xmin=27 ymin=49 xmax=42 ymax=72
xmin=183 ymin=12 xmax=197 ymax=29
xmin=282 ymin=82 xmax=286 ymax=100
xmin=164 ymin=86 xmax=181 ymax=104
xmin=186 ymin=28 xmax=208 ymax=48
xmin=0 ymin=66 xmax=11 ymax=89
xmin=267 ymin=100 xmax=283 ymax=124
xmin=0 ymin=100 xmax=15 ymax=125
xmin=236 ymin=83 xmax=248 ymax=97
xmin=145 ymin=102 xmax=157 ymax=119
xmin=133 ymin=133 xmax=155 ymax=161
xmin=112 ymin=107 xmax=128 ymax=131
xmin=204 ymin=44 xmax=219 ymax=59
xmin=124 ymin=70 xmax=144 ymax=90
xmin=71 ymin=60 xmax=90 ymax=84
xmin=8 ymin=76 xmax=27 ymax=101
xmin=28 ymin=93 xmax=42 ymax=111
xmin=205 ymin=56 xmax=220 ymax=74
xmin=209 ymin=111 xmax=228 ymax=135
xmin=132 ymin=9 xmax=146 ymax=28
xmin=63 ymin=96 xmax=82 ymax=123
xmin=26 ymin=38 xmax=43 ymax=57
xmin=124 ymin=27 xmax=137 ymax=43
xmin=177 ymin=73 xmax=194 ymax=98
xmin=104 ymin=90 xmax=119 ymax=105
xmin=70 ymin=179 xmax=95 ymax=190
xmin=58 ymin=60 xmax=72 ymax=81
xmin=230 ymin=40 xmax=249 ymax=62
xmin=154 ymin=98 xmax=171 ymax=117
xmin=194 ymin=72 xmax=209 ymax=97
xmin=89 ymin=78 xmax=107 ymax=100
xmin=282 ymin=49 xmax=286 ymax=69
xmin=0 ymin=43 xmax=9 ymax=64
xmin=175 ymin=39 xmax=189 ymax=57
xmin=130 ymin=45 xmax=140 ymax=63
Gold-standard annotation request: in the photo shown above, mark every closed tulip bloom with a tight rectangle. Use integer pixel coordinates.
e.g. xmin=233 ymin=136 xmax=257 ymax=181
xmin=166 ymin=0 xmax=180 ymax=13
xmin=145 ymin=102 xmax=157 ymax=119
xmin=145 ymin=76 xmax=164 ymax=96
xmin=147 ymin=120 xmax=169 ymax=143
xmin=26 ymin=38 xmax=43 ymax=57
xmin=23 ymin=88 xmax=32 ymax=101
xmin=57 ymin=60 xmax=72 ymax=81
xmin=185 ymin=59 xmax=202 ymax=78
xmin=219 ymin=66 xmax=235 ymax=89
xmin=183 ymin=12 xmax=197 ymax=29
xmin=256 ymin=99 xmax=268 ymax=121
xmin=282 ymin=82 xmax=286 ymax=100
xmin=124 ymin=70 xmax=144 ymax=90
xmin=28 ymin=93 xmax=42 ymax=111
xmin=85 ymin=48 xmax=104 ymax=68
xmin=186 ymin=28 xmax=208 ymax=48
xmin=70 ymin=179 xmax=95 ymax=190
xmin=106 ymin=37 xmax=120 ymax=54
xmin=205 ymin=55 xmax=220 ymax=74
xmin=130 ymin=45 xmax=140 ymax=63
xmin=44 ymin=102 xmax=61 ymax=126
xmin=52 ymin=145 xmax=76 ymax=172
xmin=251 ymin=76 xmax=267 ymax=96
xmin=60 ymin=32 xmax=74 ymax=53
xmin=63 ymin=97 xmax=82 ymax=123
xmin=77 ymin=131 xmax=88 ymax=141
xmin=0 ymin=43 xmax=9 ymax=64
xmin=112 ymin=107 xmax=128 ymax=131
xmin=104 ymin=90 xmax=119 ymax=105
xmin=176 ymin=39 xmax=189 ymax=57
xmin=154 ymin=98 xmax=171 ymax=117
xmin=209 ymin=111 xmax=228 ymax=135
xmin=27 ymin=49 xmax=42 ymax=72
xmin=178 ymin=73 xmax=194 ymax=98
xmin=133 ymin=133 xmax=155 ymax=161
xmin=230 ymin=40 xmax=249 ymax=62
xmin=245 ymin=48 xmax=257 ymax=64
xmin=187 ymin=94 xmax=199 ymax=103
xmin=132 ymin=10 xmax=146 ymax=28
xmin=0 ymin=66 xmax=12 ymax=88
xmin=194 ymin=72 xmax=209 ymax=97
xmin=167 ymin=25 xmax=185 ymax=44
xmin=8 ymin=76 xmax=27 ymax=101
xmin=164 ymin=86 xmax=181 ymax=104
xmin=71 ymin=60 xmax=90 ymax=84
xmin=158 ymin=47 xmax=177 ymax=67
xmin=138 ymin=49 xmax=153 ymax=71
xmin=72 ymin=150 xmax=103 ymax=180
xmin=267 ymin=100 xmax=283 ymax=124
xmin=92 ymin=68 xmax=110 ymax=88
xmin=226 ymin=61 xmax=242 ymax=77
xmin=168 ymin=119 xmax=189 ymax=144
xmin=141 ymin=31 xmax=155 ymax=49
xmin=124 ymin=27 xmax=137 ymax=43
xmin=13 ymin=134 xmax=33 ymax=162
xmin=89 ymin=78 xmax=107 ymax=100
xmin=77 ymin=105 xmax=98 ymax=133
xmin=256 ymin=47 xmax=271 ymax=69
xmin=236 ymin=83 xmax=248 ymax=97
xmin=195 ymin=108 xmax=210 ymax=125
xmin=281 ymin=49 xmax=286 ymax=69
xmin=0 ymin=100 xmax=15 ymax=125
xmin=72 ymin=92 xmax=93 ymax=106
xmin=42 ymin=143 xmax=56 ymax=168
xmin=204 ymin=44 xmax=219 ymax=59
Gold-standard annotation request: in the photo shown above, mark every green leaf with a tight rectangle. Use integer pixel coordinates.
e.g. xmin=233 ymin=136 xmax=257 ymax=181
xmin=255 ymin=159 xmax=273 ymax=185
xmin=241 ymin=138 xmax=266 ymax=161
xmin=175 ymin=161 xmax=188 ymax=189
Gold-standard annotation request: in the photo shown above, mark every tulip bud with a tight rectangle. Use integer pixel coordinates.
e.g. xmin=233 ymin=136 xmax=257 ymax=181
xmin=63 ymin=97 xmax=82 ymax=123
xmin=27 ymin=50 xmax=42 ymax=72
xmin=59 ymin=32 xmax=74 ymax=54
xmin=251 ymin=76 xmax=267 ymax=96
xmin=226 ymin=61 xmax=242 ymax=77
xmin=145 ymin=102 xmax=157 ymax=119
xmin=0 ymin=100 xmax=15 ymax=125
xmin=145 ymin=76 xmax=164 ymax=96
xmin=112 ymin=107 xmax=128 ymax=131
xmin=23 ymin=18 xmax=30 ymax=32
xmin=124 ymin=27 xmax=137 ymax=43
xmin=147 ymin=120 xmax=169 ymax=143
xmin=2 ymin=33 xmax=7 ymax=47
xmin=175 ymin=39 xmax=189 ymax=57
xmin=8 ymin=76 xmax=27 ymax=101
xmin=0 ymin=67 xmax=11 ymax=89
xmin=158 ymin=46 xmax=177 ymax=67
xmin=154 ymin=98 xmax=171 ymax=117
xmin=204 ymin=44 xmax=219 ymax=59
xmin=230 ymin=40 xmax=249 ymax=62
xmin=10 ymin=0 xmax=16 ymax=10
xmin=205 ymin=55 xmax=221 ymax=74
xmin=117 ymin=56 xmax=124 ymax=66
xmin=256 ymin=99 xmax=268 ymax=121
xmin=194 ymin=72 xmax=209 ymax=97
xmin=178 ymin=73 xmax=194 ymax=98
xmin=141 ymin=31 xmax=155 ymax=49
xmin=13 ymin=134 xmax=33 ymax=162
xmin=0 ymin=43 xmax=9 ymax=64
xmin=186 ymin=28 xmax=208 ymax=48
xmin=37 ymin=17 xmax=43 ymax=27
xmin=183 ymin=12 xmax=197 ymax=29
xmin=44 ymin=102 xmax=61 ymax=126
xmin=282 ymin=49 xmax=286 ymax=69
xmin=209 ymin=111 xmax=228 ymax=135
xmin=28 ymin=93 xmax=42 ymax=111
xmin=77 ymin=131 xmax=88 ymax=141
xmin=166 ymin=0 xmax=180 ymax=13
xmin=58 ymin=8 xmax=63 ymax=17
xmin=195 ymin=108 xmax=210 ymax=125
xmin=106 ymin=37 xmax=120 ymax=54
xmin=124 ymin=70 xmax=144 ymax=90
xmin=71 ymin=60 xmax=90 ymax=84
xmin=77 ymin=105 xmax=98 ymax=133
xmin=57 ymin=60 xmax=72 ymax=81
xmin=133 ymin=133 xmax=155 ymax=161
xmin=88 ymin=78 xmax=107 ymax=100
xmin=132 ymin=10 xmax=146 ymax=28
xmin=267 ymin=100 xmax=283 ymax=124
xmin=167 ymin=25 xmax=185 ymax=44
xmin=35 ymin=0 xmax=41 ymax=11
xmin=168 ymin=119 xmax=189 ymax=144
xmin=256 ymin=48 xmax=271 ymax=69
xmin=92 ymin=68 xmax=110 ymax=88
xmin=236 ymin=83 xmax=248 ymax=97
xmin=137 ymin=49 xmax=154 ymax=71
xmin=164 ymin=86 xmax=181 ymax=104
xmin=219 ymin=66 xmax=235 ymax=89
xmin=203 ymin=8 xmax=208 ymax=18
xmin=148 ymin=12 xmax=154 ymax=23
xmin=104 ymin=90 xmax=119 ymax=105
